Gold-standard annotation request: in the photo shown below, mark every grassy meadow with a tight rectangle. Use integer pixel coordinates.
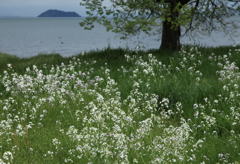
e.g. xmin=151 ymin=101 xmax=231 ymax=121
xmin=0 ymin=45 xmax=240 ymax=163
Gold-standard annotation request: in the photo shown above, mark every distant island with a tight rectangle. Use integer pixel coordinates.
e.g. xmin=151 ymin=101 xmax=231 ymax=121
xmin=38 ymin=9 xmax=81 ymax=17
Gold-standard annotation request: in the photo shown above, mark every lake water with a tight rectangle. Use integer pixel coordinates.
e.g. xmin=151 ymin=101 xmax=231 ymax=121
xmin=1 ymin=17 xmax=240 ymax=58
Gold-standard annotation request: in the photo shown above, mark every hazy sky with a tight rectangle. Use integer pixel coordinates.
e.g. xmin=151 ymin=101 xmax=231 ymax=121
xmin=0 ymin=0 xmax=86 ymax=17
xmin=0 ymin=0 xmax=239 ymax=17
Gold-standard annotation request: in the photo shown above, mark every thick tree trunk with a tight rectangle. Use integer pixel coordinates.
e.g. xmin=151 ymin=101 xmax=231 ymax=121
xmin=159 ymin=0 xmax=182 ymax=51
xmin=157 ymin=0 xmax=191 ymax=51
xmin=160 ymin=21 xmax=181 ymax=51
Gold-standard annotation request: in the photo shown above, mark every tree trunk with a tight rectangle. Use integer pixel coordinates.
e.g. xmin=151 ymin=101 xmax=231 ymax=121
xmin=160 ymin=21 xmax=181 ymax=51
xmin=160 ymin=0 xmax=181 ymax=51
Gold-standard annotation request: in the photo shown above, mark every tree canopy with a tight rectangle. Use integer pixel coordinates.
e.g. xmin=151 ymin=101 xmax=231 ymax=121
xmin=80 ymin=0 xmax=240 ymax=51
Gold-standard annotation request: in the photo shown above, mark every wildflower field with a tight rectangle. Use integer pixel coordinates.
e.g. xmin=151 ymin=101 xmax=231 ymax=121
xmin=0 ymin=46 xmax=240 ymax=163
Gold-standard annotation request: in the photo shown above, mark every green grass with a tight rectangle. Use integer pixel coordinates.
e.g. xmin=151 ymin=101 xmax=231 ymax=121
xmin=1 ymin=45 xmax=240 ymax=163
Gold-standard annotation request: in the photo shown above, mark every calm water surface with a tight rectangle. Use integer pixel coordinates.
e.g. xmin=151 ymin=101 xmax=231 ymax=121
xmin=0 ymin=17 xmax=240 ymax=58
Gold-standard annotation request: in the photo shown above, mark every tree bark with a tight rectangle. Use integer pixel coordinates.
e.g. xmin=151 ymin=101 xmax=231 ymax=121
xmin=159 ymin=0 xmax=190 ymax=51
xmin=160 ymin=20 xmax=181 ymax=51
xmin=160 ymin=0 xmax=180 ymax=51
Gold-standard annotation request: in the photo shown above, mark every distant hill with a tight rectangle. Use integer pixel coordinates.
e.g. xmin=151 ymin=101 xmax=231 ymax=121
xmin=38 ymin=9 xmax=81 ymax=17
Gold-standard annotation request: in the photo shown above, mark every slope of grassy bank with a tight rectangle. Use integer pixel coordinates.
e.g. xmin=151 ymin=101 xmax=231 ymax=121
xmin=0 ymin=45 xmax=240 ymax=163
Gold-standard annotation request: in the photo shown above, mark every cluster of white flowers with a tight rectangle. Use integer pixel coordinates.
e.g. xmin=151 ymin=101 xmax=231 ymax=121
xmin=1 ymin=47 xmax=240 ymax=163
xmin=0 ymin=151 xmax=13 ymax=164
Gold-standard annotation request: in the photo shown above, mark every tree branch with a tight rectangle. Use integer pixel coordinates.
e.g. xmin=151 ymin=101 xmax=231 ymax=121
xmin=182 ymin=0 xmax=199 ymax=36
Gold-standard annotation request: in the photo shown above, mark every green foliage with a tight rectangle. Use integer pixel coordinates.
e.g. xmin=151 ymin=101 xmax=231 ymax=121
xmin=0 ymin=53 xmax=71 ymax=76
xmin=80 ymin=0 xmax=239 ymax=42
xmin=0 ymin=52 xmax=19 ymax=70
